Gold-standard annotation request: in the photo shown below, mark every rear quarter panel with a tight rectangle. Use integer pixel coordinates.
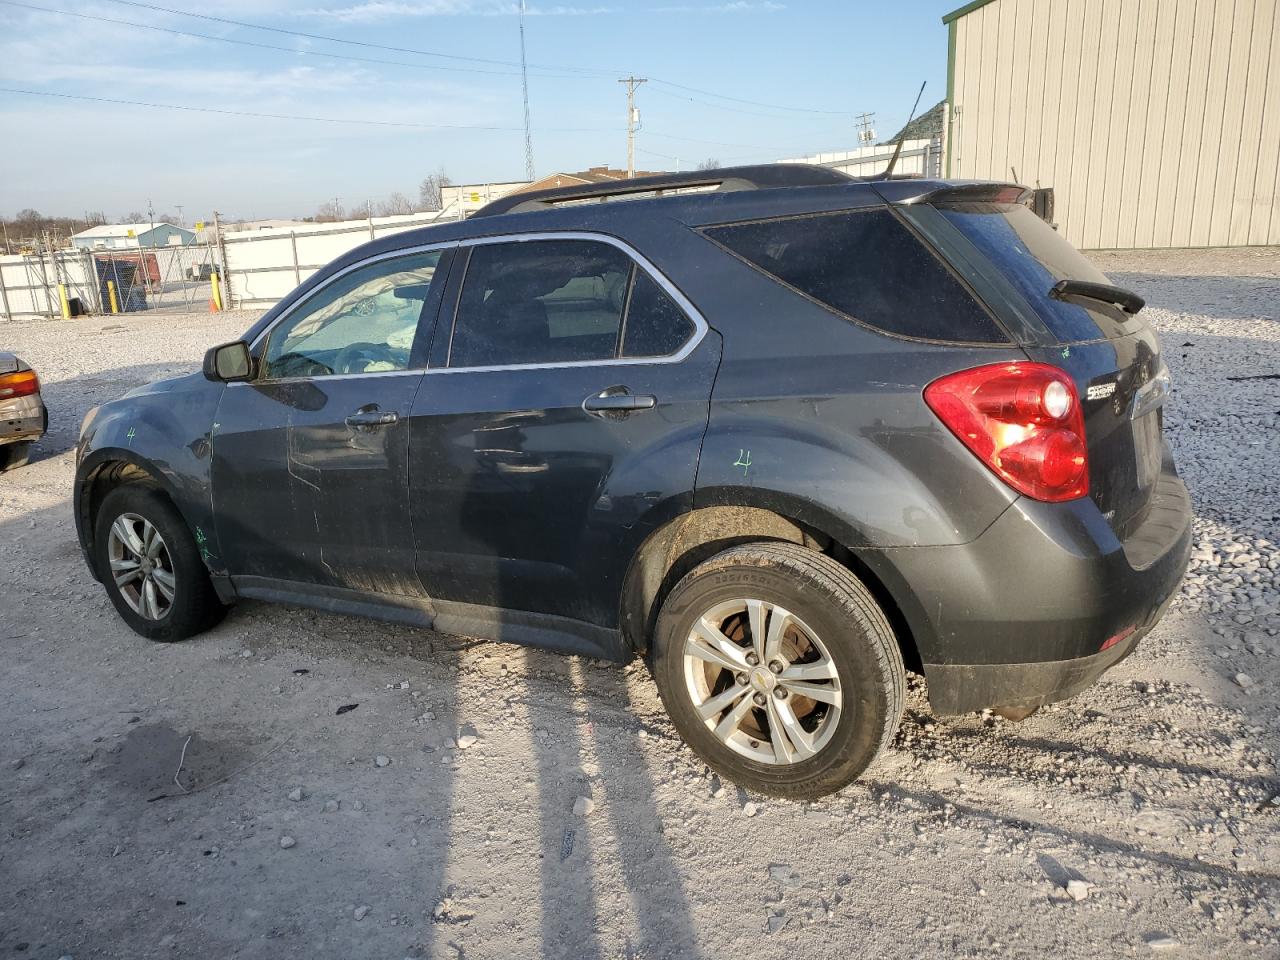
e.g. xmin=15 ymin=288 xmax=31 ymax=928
xmin=675 ymin=230 xmax=1022 ymax=549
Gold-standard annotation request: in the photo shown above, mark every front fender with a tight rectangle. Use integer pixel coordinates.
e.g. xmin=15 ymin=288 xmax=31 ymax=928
xmin=75 ymin=375 xmax=224 ymax=577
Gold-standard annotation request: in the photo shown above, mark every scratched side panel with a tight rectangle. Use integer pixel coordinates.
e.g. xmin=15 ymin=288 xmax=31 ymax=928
xmin=76 ymin=373 xmax=226 ymax=572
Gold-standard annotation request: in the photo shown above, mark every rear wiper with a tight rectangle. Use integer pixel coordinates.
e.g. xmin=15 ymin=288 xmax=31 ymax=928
xmin=1049 ymin=279 xmax=1145 ymax=315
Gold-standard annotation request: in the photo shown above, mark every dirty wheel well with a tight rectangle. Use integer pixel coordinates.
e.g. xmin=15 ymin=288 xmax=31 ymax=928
xmin=619 ymin=506 xmax=922 ymax=674
xmin=81 ymin=461 xmax=165 ymax=564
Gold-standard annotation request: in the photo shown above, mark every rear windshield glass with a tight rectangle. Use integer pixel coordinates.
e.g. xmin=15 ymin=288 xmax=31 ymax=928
xmin=936 ymin=202 xmax=1143 ymax=343
xmin=704 ymin=208 xmax=1008 ymax=343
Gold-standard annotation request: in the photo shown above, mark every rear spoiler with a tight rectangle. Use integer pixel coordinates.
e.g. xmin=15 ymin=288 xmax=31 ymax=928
xmin=884 ymin=181 xmax=1056 ymax=226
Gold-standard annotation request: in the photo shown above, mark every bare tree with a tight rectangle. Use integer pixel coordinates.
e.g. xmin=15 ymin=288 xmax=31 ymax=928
xmin=122 ymin=211 xmax=148 ymax=223
xmin=418 ymin=169 xmax=452 ymax=211
xmin=156 ymin=212 xmax=180 ymax=225
xmin=314 ymin=200 xmax=344 ymax=223
xmin=695 ymin=157 xmax=722 ymax=171
xmin=378 ymin=192 xmax=414 ymax=217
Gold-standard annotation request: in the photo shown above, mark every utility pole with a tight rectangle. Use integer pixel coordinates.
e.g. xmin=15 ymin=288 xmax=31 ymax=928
xmin=855 ymin=111 xmax=877 ymax=146
xmin=175 ymin=204 xmax=184 ymax=228
xmin=618 ymin=76 xmax=646 ymax=178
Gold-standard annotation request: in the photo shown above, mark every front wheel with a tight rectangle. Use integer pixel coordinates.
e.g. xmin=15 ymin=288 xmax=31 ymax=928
xmin=650 ymin=542 xmax=905 ymax=800
xmin=94 ymin=485 xmax=226 ymax=642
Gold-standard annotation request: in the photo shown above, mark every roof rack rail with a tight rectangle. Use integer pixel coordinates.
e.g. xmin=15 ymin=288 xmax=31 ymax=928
xmin=471 ymin=163 xmax=853 ymax=218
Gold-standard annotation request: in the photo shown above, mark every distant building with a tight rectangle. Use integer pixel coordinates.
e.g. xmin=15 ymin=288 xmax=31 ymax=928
xmin=72 ymin=222 xmax=196 ymax=251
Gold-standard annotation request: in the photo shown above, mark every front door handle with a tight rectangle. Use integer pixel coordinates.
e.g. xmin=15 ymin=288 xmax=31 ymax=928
xmin=582 ymin=389 xmax=657 ymax=417
xmin=345 ymin=408 xmax=400 ymax=428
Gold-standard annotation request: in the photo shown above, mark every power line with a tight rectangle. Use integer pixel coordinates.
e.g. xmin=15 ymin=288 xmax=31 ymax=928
xmin=93 ymin=0 xmax=618 ymax=78
xmin=646 ymin=85 xmax=847 ymax=123
xmin=0 ymin=86 xmax=617 ymax=133
xmin=0 ymin=0 xmax=581 ymax=78
xmin=647 ymin=78 xmax=852 ymax=116
xmin=0 ymin=0 xmax=574 ymax=78
xmin=63 ymin=0 xmax=852 ymax=120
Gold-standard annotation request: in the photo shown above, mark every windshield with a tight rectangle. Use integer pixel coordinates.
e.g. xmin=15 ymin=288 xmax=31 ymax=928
xmin=936 ymin=201 xmax=1144 ymax=343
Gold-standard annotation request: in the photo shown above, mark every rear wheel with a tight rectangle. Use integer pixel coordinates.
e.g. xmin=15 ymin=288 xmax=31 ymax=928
xmin=650 ymin=542 xmax=904 ymax=800
xmin=94 ymin=485 xmax=226 ymax=642
xmin=0 ymin=441 xmax=33 ymax=472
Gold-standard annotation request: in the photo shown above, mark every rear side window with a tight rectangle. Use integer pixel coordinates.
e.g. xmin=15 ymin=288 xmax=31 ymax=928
xmin=449 ymin=238 xmax=697 ymax=367
xmin=704 ymin=208 xmax=1007 ymax=343
xmin=936 ymin=202 xmax=1141 ymax=343
xmin=622 ymin=271 xmax=695 ymax=358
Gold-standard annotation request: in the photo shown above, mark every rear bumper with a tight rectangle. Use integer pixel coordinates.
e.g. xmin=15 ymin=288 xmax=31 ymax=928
xmin=0 ymin=394 xmax=46 ymax=445
xmin=867 ymin=446 xmax=1192 ymax=714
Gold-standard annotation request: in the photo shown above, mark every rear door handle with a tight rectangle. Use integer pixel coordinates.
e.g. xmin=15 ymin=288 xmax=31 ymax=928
xmin=582 ymin=389 xmax=657 ymax=416
xmin=345 ymin=408 xmax=400 ymax=428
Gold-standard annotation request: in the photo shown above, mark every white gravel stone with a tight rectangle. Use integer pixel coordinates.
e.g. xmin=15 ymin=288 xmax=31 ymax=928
xmin=743 ymin=801 xmax=759 ymax=817
xmin=572 ymin=796 xmax=595 ymax=816
xmin=279 ymin=835 xmax=296 ymax=849
xmin=374 ymin=755 xmax=391 ymax=767
xmin=287 ymin=787 xmax=304 ymax=802
xmin=456 ymin=734 xmax=478 ymax=750
xmin=354 ymin=905 xmax=370 ymax=921
xmin=1065 ymin=879 xmax=1092 ymax=901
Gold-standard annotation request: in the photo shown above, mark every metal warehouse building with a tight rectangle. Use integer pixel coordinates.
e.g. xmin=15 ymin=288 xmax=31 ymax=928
xmin=943 ymin=0 xmax=1280 ymax=249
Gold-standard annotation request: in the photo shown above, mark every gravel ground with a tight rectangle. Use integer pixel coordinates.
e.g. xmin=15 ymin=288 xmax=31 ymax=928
xmin=2 ymin=250 xmax=1278 ymax=960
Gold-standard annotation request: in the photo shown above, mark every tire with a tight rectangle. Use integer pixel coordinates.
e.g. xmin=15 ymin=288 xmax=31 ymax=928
xmin=650 ymin=541 xmax=905 ymax=800
xmin=94 ymin=485 xmax=226 ymax=642
xmin=0 ymin=441 xmax=33 ymax=472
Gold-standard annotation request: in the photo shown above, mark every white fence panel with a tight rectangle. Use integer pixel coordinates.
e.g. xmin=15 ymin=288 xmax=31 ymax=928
xmin=0 ymin=250 xmax=99 ymax=321
xmin=223 ymin=211 xmax=451 ymax=308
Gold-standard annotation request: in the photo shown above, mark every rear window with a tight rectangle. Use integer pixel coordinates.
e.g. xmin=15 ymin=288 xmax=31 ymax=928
xmin=704 ymin=208 xmax=1007 ymax=343
xmin=936 ymin=202 xmax=1142 ymax=343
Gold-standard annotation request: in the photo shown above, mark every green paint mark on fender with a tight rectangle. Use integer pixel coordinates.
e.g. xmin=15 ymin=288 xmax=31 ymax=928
xmin=126 ymin=426 xmax=137 ymax=444
xmin=733 ymin=449 xmax=752 ymax=476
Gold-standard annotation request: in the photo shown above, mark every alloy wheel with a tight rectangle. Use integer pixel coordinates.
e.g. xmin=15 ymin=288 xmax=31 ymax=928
xmin=107 ymin=512 xmax=176 ymax=621
xmin=682 ymin=598 xmax=843 ymax=764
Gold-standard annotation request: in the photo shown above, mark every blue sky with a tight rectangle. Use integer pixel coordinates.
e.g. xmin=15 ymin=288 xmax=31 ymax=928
xmin=0 ymin=0 xmax=959 ymax=220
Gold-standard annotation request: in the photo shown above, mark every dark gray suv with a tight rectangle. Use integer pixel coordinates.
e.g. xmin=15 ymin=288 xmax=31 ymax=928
xmin=74 ymin=166 xmax=1191 ymax=798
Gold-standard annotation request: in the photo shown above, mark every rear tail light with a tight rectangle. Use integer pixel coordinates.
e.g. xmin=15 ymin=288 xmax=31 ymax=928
xmin=0 ymin=369 xmax=40 ymax=399
xmin=924 ymin=361 xmax=1089 ymax=502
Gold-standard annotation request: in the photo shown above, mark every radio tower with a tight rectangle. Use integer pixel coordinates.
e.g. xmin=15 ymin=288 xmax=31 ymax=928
xmin=519 ymin=0 xmax=535 ymax=181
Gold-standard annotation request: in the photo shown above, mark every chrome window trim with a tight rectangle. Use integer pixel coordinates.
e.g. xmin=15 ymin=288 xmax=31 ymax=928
xmin=237 ymin=231 xmax=708 ymax=386
xmin=438 ymin=231 xmax=708 ymax=374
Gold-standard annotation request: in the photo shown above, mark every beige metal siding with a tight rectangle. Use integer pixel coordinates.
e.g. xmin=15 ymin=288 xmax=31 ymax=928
xmin=949 ymin=0 xmax=1280 ymax=248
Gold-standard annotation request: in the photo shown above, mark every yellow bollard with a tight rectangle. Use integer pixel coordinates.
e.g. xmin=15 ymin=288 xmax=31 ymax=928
xmin=107 ymin=280 xmax=119 ymax=314
xmin=210 ymin=271 xmax=223 ymax=312
xmin=58 ymin=283 xmax=71 ymax=319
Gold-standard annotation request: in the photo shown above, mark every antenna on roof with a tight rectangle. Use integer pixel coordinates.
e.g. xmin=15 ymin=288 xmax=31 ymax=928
xmin=881 ymin=81 xmax=927 ymax=180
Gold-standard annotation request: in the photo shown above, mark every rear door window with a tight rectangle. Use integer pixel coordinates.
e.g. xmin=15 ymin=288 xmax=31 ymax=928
xmin=935 ymin=201 xmax=1144 ymax=343
xmin=448 ymin=238 xmax=698 ymax=367
xmin=704 ymin=208 xmax=1007 ymax=343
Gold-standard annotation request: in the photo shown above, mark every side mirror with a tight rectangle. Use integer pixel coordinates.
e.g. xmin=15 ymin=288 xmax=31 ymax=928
xmin=203 ymin=341 xmax=254 ymax=382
